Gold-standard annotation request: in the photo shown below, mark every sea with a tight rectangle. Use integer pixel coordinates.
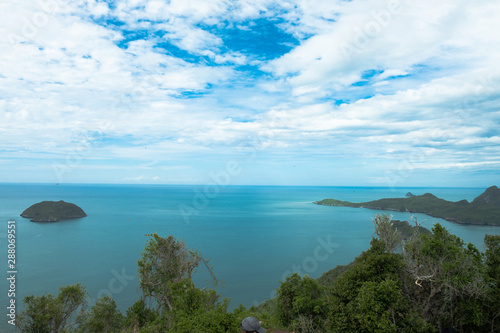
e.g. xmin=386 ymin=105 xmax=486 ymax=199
xmin=1 ymin=184 xmax=499 ymax=330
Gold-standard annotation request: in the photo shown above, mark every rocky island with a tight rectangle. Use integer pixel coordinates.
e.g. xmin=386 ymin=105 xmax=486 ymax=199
xmin=21 ymin=200 xmax=87 ymax=222
xmin=314 ymin=186 xmax=500 ymax=226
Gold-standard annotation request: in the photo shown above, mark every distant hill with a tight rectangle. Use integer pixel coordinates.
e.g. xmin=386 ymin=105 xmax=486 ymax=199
xmin=314 ymin=186 xmax=500 ymax=226
xmin=471 ymin=185 xmax=500 ymax=207
xmin=21 ymin=200 xmax=87 ymax=222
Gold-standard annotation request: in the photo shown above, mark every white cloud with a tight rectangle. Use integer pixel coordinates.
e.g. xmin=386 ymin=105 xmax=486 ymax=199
xmin=266 ymin=0 xmax=500 ymax=100
xmin=1 ymin=0 xmax=499 ymax=185
xmin=123 ymin=175 xmax=146 ymax=181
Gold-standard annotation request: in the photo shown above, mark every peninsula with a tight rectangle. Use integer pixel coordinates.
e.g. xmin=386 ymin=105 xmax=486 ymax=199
xmin=314 ymin=186 xmax=500 ymax=226
xmin=21 ymin=200 xmax=87 ymax=222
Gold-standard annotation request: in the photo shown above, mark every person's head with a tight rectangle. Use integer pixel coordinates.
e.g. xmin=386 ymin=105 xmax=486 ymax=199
xmin=240 ymin=317 xmax=266 ymax=333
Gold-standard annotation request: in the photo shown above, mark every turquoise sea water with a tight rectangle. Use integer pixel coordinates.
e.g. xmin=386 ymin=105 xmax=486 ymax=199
xmin=1 ymin=184 xmax=499 ymax=330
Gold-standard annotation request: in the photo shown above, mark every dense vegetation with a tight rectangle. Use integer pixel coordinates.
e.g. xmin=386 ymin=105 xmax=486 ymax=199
xmin=16 ymin=215 xmax=500 ymax=332
xmin=20 ymin=201 xmax=87 ymax=222
xmin=314 ymin=185 xmax=500 ymax=225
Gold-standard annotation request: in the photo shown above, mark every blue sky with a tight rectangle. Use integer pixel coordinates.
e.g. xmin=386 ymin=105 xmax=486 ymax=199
xmin=1 ymin=0 xmax=499 ymax=187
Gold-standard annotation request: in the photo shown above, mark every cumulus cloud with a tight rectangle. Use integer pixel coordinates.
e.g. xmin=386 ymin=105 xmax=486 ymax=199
xmin=0 ymin=0 xmax=499 ymax=185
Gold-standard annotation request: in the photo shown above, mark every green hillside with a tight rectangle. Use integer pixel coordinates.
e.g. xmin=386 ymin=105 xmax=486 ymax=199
xmin=314 ymin=186 xmax=500 ymax=225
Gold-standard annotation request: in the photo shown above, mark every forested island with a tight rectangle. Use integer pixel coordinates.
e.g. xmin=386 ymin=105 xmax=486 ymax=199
xmin=20 ymin=200 xmax=87 ymax=222
xmin=314 ymin=185 xmax=500 ymax=226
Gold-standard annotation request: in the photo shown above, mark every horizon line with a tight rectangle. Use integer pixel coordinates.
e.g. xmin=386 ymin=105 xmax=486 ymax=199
xmin=0 ymin=182 xmax=492 ymax=189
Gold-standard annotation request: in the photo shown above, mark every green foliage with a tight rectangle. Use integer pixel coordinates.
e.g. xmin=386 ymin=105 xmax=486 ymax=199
xmin=317 ymin=262 xmax=354 ymax=287
xmin=332 ymin=238 xmax=403 ymax=300
xmin=352 ymin=279 xmax=414 ymax=333
xmin=165 ymin=279 xmax=220 ymax=318
xmin=135 ymin=233 xmax=232 ymax=332
xmin=325 ymin=238 xmax=428 ymax=332
xmin=125 ymin=299 xmax=157 ymax=330
xmin=484 ymin=234 xmax=500 ymax=281
xmin=253 ymin=297 xmax=278 ymax=317
xmin=17 ymin=223 xmax=500 ymax=333
xmin=136 ymin=283 xmax=237 ymax=332
xmin=17 ymin=284 xmax=87 ymax=333
xmin=482 ymin=234 xmax=500 ymax=332
xmin=403 ymin=223 xmax=489 ymax=330
xmin=160 ymin=298 xmax=238 ymax=333
xmin=137 ymin=233 xmax=213 ymax=313
xmin=373 ymin=214 xmax=402 ymax=253
xmin=276 ymin=273 xmax=327 ymax=332
xmin=76 ymin=296 xmax=124 ymax=333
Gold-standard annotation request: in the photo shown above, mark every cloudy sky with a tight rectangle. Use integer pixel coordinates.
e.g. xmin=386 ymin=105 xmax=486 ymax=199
xmin=1 ymin=0 xmax=499 ymax=187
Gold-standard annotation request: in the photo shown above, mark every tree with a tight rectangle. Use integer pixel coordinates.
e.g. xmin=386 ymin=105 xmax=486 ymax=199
xmin=125 ymin=299 xmax=157 ymax=331
xmin=402 ymin=223 xmax=488 ymax=331
xmin=484 ymin=234 xmax=500 ymax=281
xmin=163 ymin=297 xmax=237 ymax=333
xmin=17 ymin=284 xmax=87 ymax=333
xmin=76 ymin=296 xmax=124 ymax=333
xmin=136 ymin=233 xmax=227 ymax=331
xmin=483 ymin=234 xmax=500 ymax=332
xmin=276 ymin=273 xmax=327 ymax=332
xmin=352 ymin=279 xmax=412 ymax=333
xmin=325 ymin=238 xmax=433 ymax=332
xmin=373 ymin=213 xmax=402 ymax=253
xmin=137 ymin=233 xmax=214 ymax=313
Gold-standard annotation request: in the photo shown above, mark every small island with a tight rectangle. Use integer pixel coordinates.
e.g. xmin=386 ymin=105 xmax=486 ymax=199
xmin=21 ymin=200 xmax=87 ymax=222
xmin=314 ymin=186 xmax=500 ymax=226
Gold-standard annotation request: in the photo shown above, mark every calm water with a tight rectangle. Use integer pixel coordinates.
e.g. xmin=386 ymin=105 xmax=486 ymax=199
xmin=1 ymin=184 xmax=499 ymax=330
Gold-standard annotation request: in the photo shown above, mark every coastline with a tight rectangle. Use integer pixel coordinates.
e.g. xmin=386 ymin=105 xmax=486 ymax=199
xmin=314 ymin=186 xmax=500 ymax=226
xmin=314 ymin=202 xmax=499 ymax=226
